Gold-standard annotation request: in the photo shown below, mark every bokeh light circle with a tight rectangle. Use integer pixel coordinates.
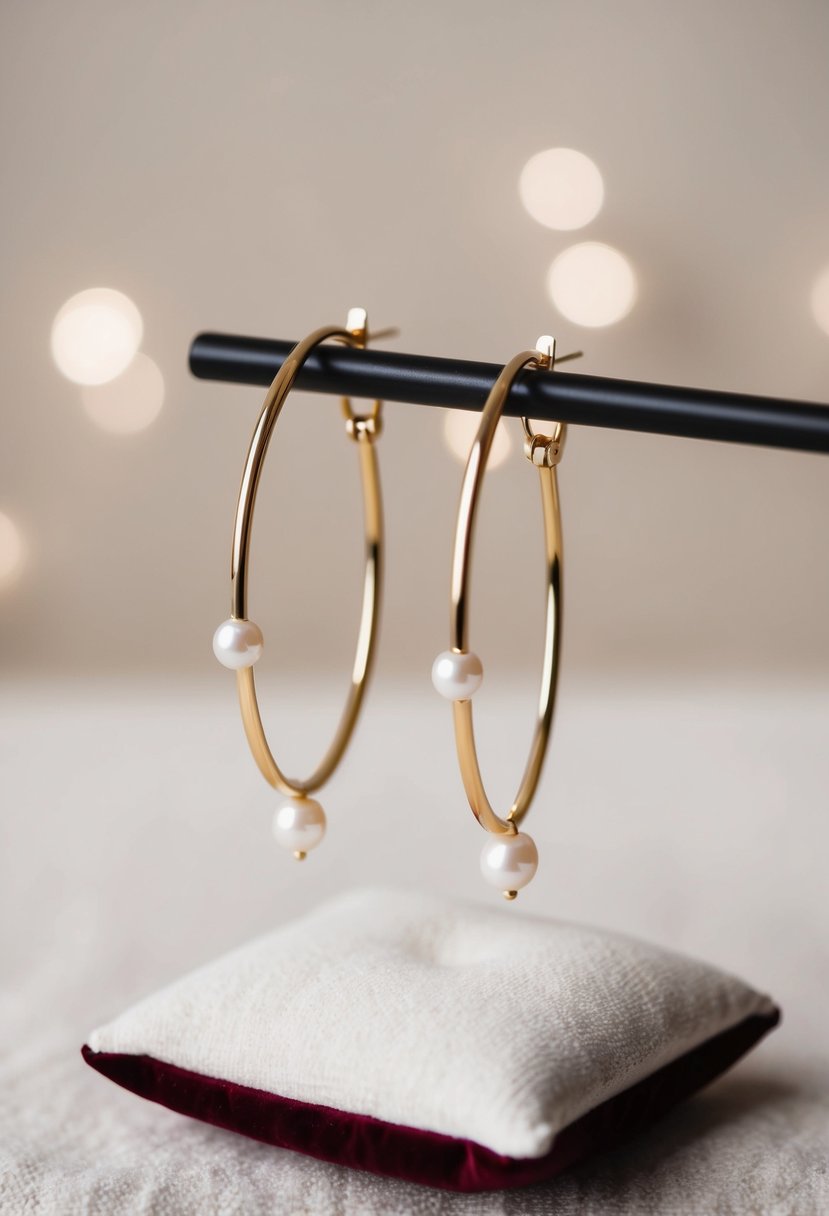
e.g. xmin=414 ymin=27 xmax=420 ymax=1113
xmin=519 ymin=148 xmax=604 ymax=231
xmin=81 ymin=353 xmax=165 ymax=434
xmin=547 ymin=242 xmax=637 ymax=327
xmin=51 ymin=288 xmax=143 ymax=385
xmin=444 ymin=411 xmax=512 ymax=469
xmin=0 ymin=512 xmax=24 ymax=584
xmin=811 ymin=265 xmax=829 ymax=337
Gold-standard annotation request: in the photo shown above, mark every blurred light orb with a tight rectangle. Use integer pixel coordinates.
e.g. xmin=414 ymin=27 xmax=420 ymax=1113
xmin=547 ymin=242 xmax=637 ymax=327
xmin=0 ymin=512 xmax=24 ymax=584
xmin=811 ymin=265 xmax=829 ymax=337
xmin=444 ymin=410 xmax=512 ymax=469
xmin=51 ymin=288 xmax=143 ymax=385
xmin=81 ymin=353 xmax=164 ymax=434
xmin=519 ymin=148 xmax=604 ymax=231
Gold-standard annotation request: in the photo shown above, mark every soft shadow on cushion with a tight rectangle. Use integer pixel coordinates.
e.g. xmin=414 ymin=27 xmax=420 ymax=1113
xmin=83 ymin=1008 xmax=778 ymax=1193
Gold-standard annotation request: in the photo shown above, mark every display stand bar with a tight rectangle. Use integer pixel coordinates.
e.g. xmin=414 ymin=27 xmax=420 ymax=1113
xmin=189 ymin=332 xmax=829 ymax=454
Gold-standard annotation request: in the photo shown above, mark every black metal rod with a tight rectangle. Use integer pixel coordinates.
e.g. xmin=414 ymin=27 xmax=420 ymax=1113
xmin=190 ymin=332 xmax=829 ymax=455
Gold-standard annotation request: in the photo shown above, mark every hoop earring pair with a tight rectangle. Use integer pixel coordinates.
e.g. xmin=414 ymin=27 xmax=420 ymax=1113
xmin=213 ymin=314 xmax=567 ymax=901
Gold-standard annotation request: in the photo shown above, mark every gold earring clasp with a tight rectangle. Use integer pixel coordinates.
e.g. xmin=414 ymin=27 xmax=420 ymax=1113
xmin=520 ymin=336 xmax=581 ymax=467
xmin=341 ymin=308 xmax=396 ymax=441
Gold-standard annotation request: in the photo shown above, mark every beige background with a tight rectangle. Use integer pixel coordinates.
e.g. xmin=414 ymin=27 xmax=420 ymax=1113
xmin=1 ymin=0 xmax=828 ymax=683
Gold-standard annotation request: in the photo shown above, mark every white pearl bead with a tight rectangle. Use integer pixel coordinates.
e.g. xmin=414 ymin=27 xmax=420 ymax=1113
xmin=212 ymin=618 xmax=264 ymax=669
xmin=480 ymin=831 xmax=538 ymax=896
xmin=272 ymin=798 xmax=327 ymax=856
xmin=431 ymin=650 xmax=483 ymax=700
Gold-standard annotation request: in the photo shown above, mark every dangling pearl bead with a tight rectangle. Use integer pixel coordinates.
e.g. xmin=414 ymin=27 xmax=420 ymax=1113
xmin=213 ymin=618 xmax=264 ymax=669
xmin=480 ymin=831 xmax=538 ymax=898
xmin=272 ymin=798 xmax=326 ymax=857
xmin=431 ymin=650 xmax=483 ymax=700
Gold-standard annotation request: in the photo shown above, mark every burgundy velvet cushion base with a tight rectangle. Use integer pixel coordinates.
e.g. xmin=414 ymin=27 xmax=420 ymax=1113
xmin=82 ymin=1008 xmax=778 ymax=1193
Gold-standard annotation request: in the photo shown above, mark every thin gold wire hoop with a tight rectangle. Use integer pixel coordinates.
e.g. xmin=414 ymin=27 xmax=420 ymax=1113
xmin=229 ymin=310 xmax=384 ymax=799
xmin=449 ymin=336 xmax=572 ymax=836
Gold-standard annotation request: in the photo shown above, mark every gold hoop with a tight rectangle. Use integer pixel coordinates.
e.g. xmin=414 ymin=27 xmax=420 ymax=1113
xmin=213 ymin=309 xmax=384 ymax=813
xmin=433 ymin=335 xmax=574 ymax=898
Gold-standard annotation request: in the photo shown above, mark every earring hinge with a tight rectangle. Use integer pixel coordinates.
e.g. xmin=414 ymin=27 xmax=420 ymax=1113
xmin=521 ymin=338 xmax=582 ymax=466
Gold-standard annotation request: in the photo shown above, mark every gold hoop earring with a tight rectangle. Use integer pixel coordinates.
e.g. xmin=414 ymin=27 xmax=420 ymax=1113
xmin=432 ymin=335 xmax=571 ymax=900
xmin=213 ymin=308 xmax=385 ymax=861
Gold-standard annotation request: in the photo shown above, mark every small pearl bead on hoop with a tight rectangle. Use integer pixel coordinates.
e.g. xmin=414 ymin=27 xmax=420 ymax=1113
xmin=431 ymin=650 xmax=483 ymax=700
xmin=272 ymin=798 xmax=327 ymax=859
xmin=480 ymin=831 xmax=538 ymax=899
xmin=213 ymin=618 xmax=264 ymax=669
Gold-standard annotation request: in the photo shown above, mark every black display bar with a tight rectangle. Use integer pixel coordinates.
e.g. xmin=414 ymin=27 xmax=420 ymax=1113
xmin=189 ymin=332 xmax=829 ymax=454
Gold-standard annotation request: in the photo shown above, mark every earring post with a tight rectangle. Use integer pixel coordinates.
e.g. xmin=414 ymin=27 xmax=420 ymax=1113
xmin=189 ymin=332 xmax=829 ymax=455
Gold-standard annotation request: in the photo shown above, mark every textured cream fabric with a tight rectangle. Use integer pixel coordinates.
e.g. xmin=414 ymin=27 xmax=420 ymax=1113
xmin=3 ymin=680 xmax=828 ymax=1213
xmin=87 ymin=888 xmax=775 ymax=1159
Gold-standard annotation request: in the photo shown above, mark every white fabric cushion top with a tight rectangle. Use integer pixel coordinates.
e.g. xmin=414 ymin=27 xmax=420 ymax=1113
xmin=87 ymin=887 xmax=776 ymax=1159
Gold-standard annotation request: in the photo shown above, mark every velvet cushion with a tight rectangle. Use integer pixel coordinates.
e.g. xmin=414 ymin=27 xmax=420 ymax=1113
xmin=82 ymin=888 xmax=779 ymax=1192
